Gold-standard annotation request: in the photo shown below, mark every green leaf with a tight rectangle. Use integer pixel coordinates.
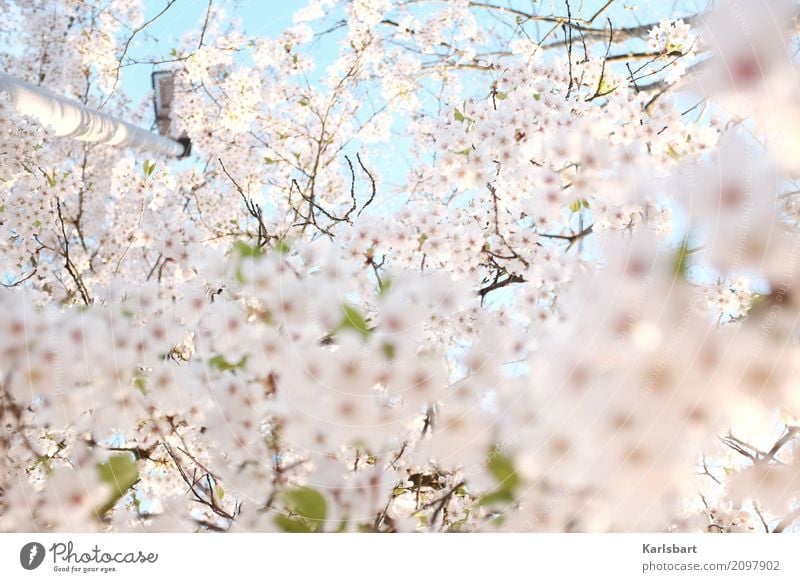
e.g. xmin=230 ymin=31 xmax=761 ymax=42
xmin=274 ymin=239 xmax=290 ymax=254
xmin=209 ymin=354 xmax=248 ymax=372
xmin=478 ymin=489 xmax=515 ymax=507
xmin=749 ymin=293 xmax=767 ymax=311
xmin=453 ymin=108 xmax=466 ymax=122
xmin=274 ymin=515 xmax=315 ymax=533
xmin=275 ymin=486 xmax=327 ymax=532
xmin=234 ymin=240 xmax=264 ymax=259
xmin=45 ymin=170 xmax=57 ymax=187
xmin=133 ymin=369 xmax=147 ymax=394
xmin=97 ymin=454 xmax=139 ymax=515
xmin=479 ymin=448 xmax=522 ymax=507
xmin=336 ymin=304 xmax=371 ymax=339
xmin=448 ymin=509 xmax=471 ymax=531
xmin=486 ymin=450 xmax=520 ymax=492
xmin=597 ymin=78 xmax=616 ymax=95
xmin=143 ymin=160 xmax=156 ymax=178
xmin=568 ymin=198 xmax=590 ymax=213
xmin=495 ymin=91 xmax=508 ymax=100
xmin=673 ymin=237 xmax=692 ymax=278
xmin=666 ymin=41 xmax=684 ymax=55
xmin=381 ymin=341 xmax=396 ymax=360
xmin=377 ymin=275 xmax=392 ymax=296
xmin=283 ymin=487 xmax=327 ymax=521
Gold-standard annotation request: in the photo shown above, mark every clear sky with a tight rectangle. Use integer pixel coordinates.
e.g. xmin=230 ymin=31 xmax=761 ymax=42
xmin=121 ymin=0 xmax=705 ymax=104
xmin=119 ymin=0 xmax=704 ymax=246
xmin=118 ymin=0 xmax=704 ymax=255
xmin=120 ymin=0 xmax=308 ymax=104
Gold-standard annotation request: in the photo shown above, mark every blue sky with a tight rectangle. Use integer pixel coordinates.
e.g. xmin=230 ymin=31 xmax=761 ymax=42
xmin=119 ymin=0 xmax=705 ymax=237
xmin=121 ymin=0 xmax=308 ymax=104
xmin=122 ymin=0 xmax=705 ymax=103
xmin=120 ymin=0 xmax=703 ymax=251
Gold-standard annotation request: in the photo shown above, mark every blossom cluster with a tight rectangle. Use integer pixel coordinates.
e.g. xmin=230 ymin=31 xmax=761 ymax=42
xmin=2 ymin=0 xmax=800 ymax=534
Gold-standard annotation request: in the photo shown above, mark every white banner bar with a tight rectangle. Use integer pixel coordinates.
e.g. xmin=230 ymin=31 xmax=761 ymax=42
xmin=0 ymin=72 xmax=186 ymax=158
xmin=1 ymin=533 xmax=798 ymax=581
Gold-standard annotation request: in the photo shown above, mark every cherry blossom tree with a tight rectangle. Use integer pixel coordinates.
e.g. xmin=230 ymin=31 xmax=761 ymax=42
xmin=2 ymin=0 xmax=800 ymax=533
